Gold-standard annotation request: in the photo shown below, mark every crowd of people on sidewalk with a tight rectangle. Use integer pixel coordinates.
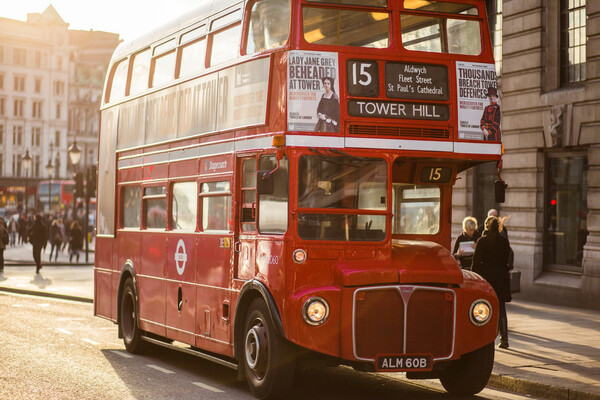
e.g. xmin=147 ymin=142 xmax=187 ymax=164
xmin=0 ymin=210 xmax=86 ymax=274
xmin=453 ymin=208 xmax=513 ymax=349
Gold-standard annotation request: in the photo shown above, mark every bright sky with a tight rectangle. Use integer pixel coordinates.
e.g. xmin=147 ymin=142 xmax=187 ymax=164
xmin=1 ymin=0 xmax=201 ymax=41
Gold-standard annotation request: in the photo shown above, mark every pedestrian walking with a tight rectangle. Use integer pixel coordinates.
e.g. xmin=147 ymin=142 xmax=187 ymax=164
xmin=69 ymin=221 xmax=83 ymax=263
xmin=49 ymin=219 xmax=63 ymax=263
xmin=28 ymin=214 xmax=48 ymax=274
xmin=18 ymin=215 xmax=28 ymax=244
xmin=0 ymin=219 xmax=9 ymax=273
xmin=477 ymin=208 xmax=509 ymax=241
xmin=453 ymin=216 xmax=480 ymax=270
xmin=8 ymin=217 xmax=17 ymax=246
xmin=472 ymin=215 xmax=512 ymax=349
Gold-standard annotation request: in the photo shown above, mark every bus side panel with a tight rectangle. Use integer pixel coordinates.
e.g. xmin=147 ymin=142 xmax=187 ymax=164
xmin=138 ymin=232 xmax=167 ymax=337
xmin=94 ymin=236 xmax=114 ymax=320
xmin=165 ymin=234 xmax=196 ymax=345
xmin=195 ymin=234 xmax=234 ymax=355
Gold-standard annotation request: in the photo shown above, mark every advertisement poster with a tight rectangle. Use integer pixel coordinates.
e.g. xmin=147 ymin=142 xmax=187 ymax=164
xmin=456 ymin=62 xmax=501 ymax=141
xmin=287 ymin=50 xmax=340 ymax=132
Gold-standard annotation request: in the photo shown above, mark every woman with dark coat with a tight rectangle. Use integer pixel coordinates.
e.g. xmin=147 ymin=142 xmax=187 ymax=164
xmin=28 ymin=215 xmax=48 ymax=274
xmin=69 ymin=221 xmax=83 ymax=263
xmin=472 ymin=216 xmax=511 ymax=349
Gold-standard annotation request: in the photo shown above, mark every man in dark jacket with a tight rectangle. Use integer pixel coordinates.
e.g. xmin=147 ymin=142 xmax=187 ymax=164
xmin=28 ymin=214 xmax=48 ymax=273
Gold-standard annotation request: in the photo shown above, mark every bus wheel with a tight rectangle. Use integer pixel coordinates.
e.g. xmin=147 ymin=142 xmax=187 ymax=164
xmin=439 ymin=342 xmax=494 ymax=395
xmin=243 ymin=299 xmax=294 ymax=399
xmin=120 ymin=278 xmax=147 ymax=354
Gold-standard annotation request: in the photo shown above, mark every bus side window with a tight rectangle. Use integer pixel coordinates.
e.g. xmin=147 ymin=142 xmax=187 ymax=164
xmin=129 ymin=48 xmax=151 ymax=95
xmin=258 ymin=156 xmax=288 ymax=234
xmin=200 ymin=181 xmax=232 ymax=231
xmin=122 ymin=186 xmax=141 ymax=228
xmin=246 ymin=0 xmax=291 ymax=54
xmin=152 ymin=39 xmax=177 ymax=87
xmin=241 ymin=159 xmax=256 ymax=232
xmin=107 ymin=59 xmax=129 ymax=103
xmin=209 ymin=23 xmax=242 ymax=66
xmin=179 ymin=25 xmax=207 ymax=77
xmin=143 ymin=186 xmax=167 ymax=229
xmin=171 ymin=182 xmax=197 ymax=231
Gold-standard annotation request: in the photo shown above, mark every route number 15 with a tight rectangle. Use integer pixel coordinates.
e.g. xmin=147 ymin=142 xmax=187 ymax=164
xmin=347 ymin=60 xmax=379 ymax=97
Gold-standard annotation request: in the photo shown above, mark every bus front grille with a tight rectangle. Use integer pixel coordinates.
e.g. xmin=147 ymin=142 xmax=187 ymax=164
xmin=348 ymin=125 xmax=450 ymax=139
xmin=353 ymin=286 xmax=455 ymax=361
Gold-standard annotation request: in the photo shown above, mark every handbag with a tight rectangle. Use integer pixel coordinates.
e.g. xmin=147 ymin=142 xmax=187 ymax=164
xmin=509 ymin=270 xmax=521 ymax=293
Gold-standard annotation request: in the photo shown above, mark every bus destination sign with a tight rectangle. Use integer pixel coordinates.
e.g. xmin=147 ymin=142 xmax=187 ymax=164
xmin=385 ymin=62 xmax=448 ymax=101
xmin=348 ymin=100 xmax=449 ymax=121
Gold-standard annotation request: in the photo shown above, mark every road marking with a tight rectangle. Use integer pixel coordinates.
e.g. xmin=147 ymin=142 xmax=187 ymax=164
xmin=38 ymin=303 xmax=50 ymax=307
xmin=110 ymin=350 xmax=133 ymax=359
xmin=147 ymin=364 xmax=175 ymax=374
xmin=12 ymin=304 xmax=24 ymax=308
xmin=56 ymin=328 xmax=73 ymax=335
xmin=81 ymin=338 xmax=100 ymax=346
xmin=192 ymin=382 xmax=225 ymax=393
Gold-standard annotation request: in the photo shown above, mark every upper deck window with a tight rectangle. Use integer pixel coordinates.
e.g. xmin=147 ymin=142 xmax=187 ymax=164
xmin=179 ymin=26 xmax=207 ymax=77
xmin=210 ymin=24 xmax=242 ymax=66
xmin=404 ymin=0 xmax=478 ymax=15
xmin=303 ymin=7 xmax=390 ymax=48
xmin=306 ymin=0 xmax=387 ymax=7
xmin=401 ymin=7 xmax=482 ymax=55
xmin=246 ymin=0 xmax=291 ymax=54
xmin=107 ymin=59 xmax=128 ymax=103
xmin=129 ymin=49 xmax=151 ymax=95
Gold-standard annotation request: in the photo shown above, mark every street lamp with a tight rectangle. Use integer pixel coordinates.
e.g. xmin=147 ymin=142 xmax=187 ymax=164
xmin=45 ymin=142 xmax=54 ymax=213
xmin=22 ymin=150 xmax=32 ymax=217
xmin=68 ymin=139 xmax=82 ymax=167
xmin=69 ymin=140 xmax=91 ymax=262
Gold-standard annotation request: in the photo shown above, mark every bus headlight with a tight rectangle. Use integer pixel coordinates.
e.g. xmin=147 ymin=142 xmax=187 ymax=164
xmin=303 ymin=297 xmax=329 ymax=326
xmin=470 ymin=300 xmax=492 ymax=326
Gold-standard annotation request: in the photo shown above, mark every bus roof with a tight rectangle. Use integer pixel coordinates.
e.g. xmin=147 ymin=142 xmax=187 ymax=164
xmin=111 ymin=0 xmax=240 ymax=62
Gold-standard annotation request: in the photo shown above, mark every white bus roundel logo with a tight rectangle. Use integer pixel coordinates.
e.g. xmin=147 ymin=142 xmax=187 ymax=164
xmin=175 ymin=239 xmax=187 ymax=275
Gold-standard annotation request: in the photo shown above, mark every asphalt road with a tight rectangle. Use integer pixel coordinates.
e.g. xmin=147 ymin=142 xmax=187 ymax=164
xmin=0 ymin=292 xmax=538 ymax=400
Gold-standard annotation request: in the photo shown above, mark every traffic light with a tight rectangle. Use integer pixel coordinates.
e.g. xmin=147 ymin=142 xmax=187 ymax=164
xmin=86 ymin=165 xmax=97 ymax=198
xmin=74 ymin=172 xmax=84 ymax=198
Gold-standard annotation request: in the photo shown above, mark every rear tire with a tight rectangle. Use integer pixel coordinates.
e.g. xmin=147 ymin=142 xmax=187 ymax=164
xmin=243 ymin=299 xmax=294 ymax=399
xmin=120 ymin=277 xmax=147 ymax=354
xmin=439 ymin=342 xmax=494 ymax=395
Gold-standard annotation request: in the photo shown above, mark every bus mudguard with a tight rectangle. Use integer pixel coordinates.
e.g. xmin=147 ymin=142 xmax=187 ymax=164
xmin=116 ymin=260 xmax=138 ymax=338
xmin=233 ymin=279 xmax=285 ymax=359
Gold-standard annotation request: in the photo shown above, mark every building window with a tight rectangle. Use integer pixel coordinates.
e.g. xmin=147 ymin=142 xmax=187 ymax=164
xmin=54 ymin=81 xmax=65 ymax=96
xmin=0 ymin=73 xmax=4 ymax=90
xmin=13 ymin=125 xmax=23 ymax=146
xmin=14 ymin=76 xmax=25 ymax=91
xmin=0 ymin=98 xmax=5 ymax=115
xmin=32 ymin=101 xmax=42 ymax=118
xmin=34 ymin=155 xmax=40 ymax=177
xmin=13 ymin=48 xmax=26 ymax=65
xmin=13 ymin=154 xmax=22 ymax=177
xmin=55 ymin=130 xmax=61 ymax=147
xmin=32 ymin=127 xmax=41 ymax=147
xmin=56 ymin=103 xmax=62 ymax=119
xmin=57 ymin=56 xmax=63 ymax=71
xmin=0 ymin=124 xmax=3 ymax=144
xmin=561 ymin=0 xmax=586 ymax=84
xmin=35 ymin=77 xmax=42 ymax=93
xmin=0 ymin=155 xmax=3 ymax=176
xmin=14 ymin=99 xmax=24 ymax=117
xmin=545 ymin=153 xmax=588 ymax=272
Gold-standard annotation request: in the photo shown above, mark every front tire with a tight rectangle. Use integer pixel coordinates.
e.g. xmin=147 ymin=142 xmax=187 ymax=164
xmin=243 ymin=299 xmax=294 ymax=399
xmin=439 ymin=342 xmax=494 ymax=395
xmin=120 ymin=277 xmax=147 ymax=354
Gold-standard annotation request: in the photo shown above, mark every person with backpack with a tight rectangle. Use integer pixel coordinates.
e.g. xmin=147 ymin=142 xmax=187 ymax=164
xmin=28 ymin=214 xmax=48 ymax=274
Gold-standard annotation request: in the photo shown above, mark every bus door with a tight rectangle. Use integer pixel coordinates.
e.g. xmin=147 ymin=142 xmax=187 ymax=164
xmin=196 ymin=174 xmax=234 ymax=350
xmin=139 ymin=184 xmax=168 ymax=337
xmin=234 ymin=157 xmax=257 ymax=280
xmin=166 ymin=181 xmax=198 ymax=345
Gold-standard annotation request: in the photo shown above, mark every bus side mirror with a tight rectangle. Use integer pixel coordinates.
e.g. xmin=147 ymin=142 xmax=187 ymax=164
xmin=257 ymin=170 xmax=274 ymax=195
xmin=495 ymin=180 xmax=507 ymax=203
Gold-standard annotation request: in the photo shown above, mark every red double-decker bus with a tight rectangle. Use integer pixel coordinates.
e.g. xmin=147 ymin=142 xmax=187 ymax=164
xmin=95 ymin=0 xmax=505 ymax=397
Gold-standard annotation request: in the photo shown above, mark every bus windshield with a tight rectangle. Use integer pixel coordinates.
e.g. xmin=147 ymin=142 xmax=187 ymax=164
xmin=297 ymin=154 xmax=387 ymax=241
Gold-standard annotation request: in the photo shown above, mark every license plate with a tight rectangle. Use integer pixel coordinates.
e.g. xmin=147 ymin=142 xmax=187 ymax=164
xmin=376 ymin=355 xmax=432 ymax=371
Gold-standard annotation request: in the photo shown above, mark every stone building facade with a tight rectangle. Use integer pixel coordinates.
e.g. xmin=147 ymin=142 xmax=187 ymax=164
xmin=454 ymin=0 xmax=600 ymax=310
xmin=0 ymin=5 xmax=119 ymax=212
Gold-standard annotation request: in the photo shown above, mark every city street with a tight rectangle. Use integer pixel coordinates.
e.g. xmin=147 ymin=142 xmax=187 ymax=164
xmin=0 ymin=292 xmax=536 ymax=400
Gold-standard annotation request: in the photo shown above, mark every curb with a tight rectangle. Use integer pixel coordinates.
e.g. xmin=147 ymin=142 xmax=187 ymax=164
xmin=5 ymin=262 xmax=93 ymax=267
xmin=488 ymin=373 xmax=600 ymax=400
xmin=0 ymin=286 xmax=93 ymax=304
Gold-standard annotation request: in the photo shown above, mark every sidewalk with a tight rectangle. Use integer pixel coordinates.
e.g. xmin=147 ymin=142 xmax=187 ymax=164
xmin=0 ymin=261 xmax=598 ymax=399
xmin=2 ymin=241 xmax=94 ymax=266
